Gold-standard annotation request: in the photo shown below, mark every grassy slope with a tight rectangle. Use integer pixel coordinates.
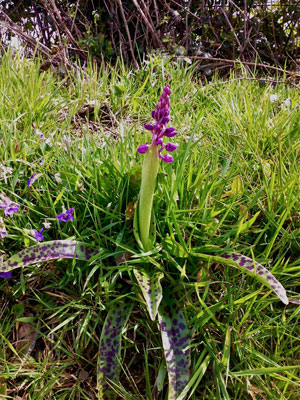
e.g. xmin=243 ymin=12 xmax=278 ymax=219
xmin=0 ymin=52 xmax=300 ymax=399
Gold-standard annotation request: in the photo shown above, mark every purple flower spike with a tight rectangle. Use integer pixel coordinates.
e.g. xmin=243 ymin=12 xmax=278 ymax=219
xmin=27 ymin=173 xmax=37 ymax=187
xmin=165 ymin=143 xmax=178 ymax=152
xmin=0 ymin=195 xmax=20 ymax=217
xmin=34 ymin=228 xmax=44 ymax=242
xmin=137 ymin=143 xmax=149 ymax=154
xmin=0 ymin=272 xmax=12 ymax=279
xmin=137 ymin=85 xmax=179 ymax=163
xmin=57 ymin=208 xmax=74 ymax=223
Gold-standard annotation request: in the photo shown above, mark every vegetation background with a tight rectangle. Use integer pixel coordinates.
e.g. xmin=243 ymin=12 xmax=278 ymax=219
xmin=0 ymin=1 xmax=300 ymax=399
xmin=0 ymin=0 xmax=299 ymax=75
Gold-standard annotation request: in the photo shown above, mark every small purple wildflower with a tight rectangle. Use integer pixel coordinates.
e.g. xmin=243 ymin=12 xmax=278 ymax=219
xmin=35 ymin=129 xmax=44 ymax=138
xmin=0 ymin=228 xmax=7 ymax=239
xmin=0 ymin=272 xmax=12 ymax=279
xmin=0 ymin=217 xmax=7 ymax=239
xmin=57 ymin=208 xmax=74 ymax=223
xmin=27 ymin=173 xmax=37 ymax=187
xmin=137 ymin=85 xmax=178 ymax=163
xmin=33 ymin=228 xmax=44 ymax=242
xmin=0 ymin=229 xmax=7 ymax=239
xmin=0 ymin=195 xmax=20 ymax=217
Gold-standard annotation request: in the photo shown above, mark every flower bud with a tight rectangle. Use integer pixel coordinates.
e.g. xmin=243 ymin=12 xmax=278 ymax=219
xmin=164 ymin=130 xmax=178 ymax=138
xmin=137 ymin=143 xmax=149 ymax=154
xmin=159 ymin=153 xmax=173 ymax=163
xmin=165 ymin=143 xmax=178 ymax=152
xmin=144 ymin=124 xmax=154 ymax=131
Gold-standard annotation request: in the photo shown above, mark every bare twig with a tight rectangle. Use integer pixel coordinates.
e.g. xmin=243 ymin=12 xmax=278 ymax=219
xmin=221 ymin=7 xmax=243 ymax=59
xmin=0 ymin=9 xmax=51 ymax=56
xmin=184 ymin=0 xmax=192 ymax=51
xmin=115 ymin=0 xmax=139 ymax=68
xmin=46 ymin=0 xmax=76 ymax=46
xmin=152 ymin=0 xmax=160 ymax=26
xmin=132 ymin=0 xmax=163 ymax=47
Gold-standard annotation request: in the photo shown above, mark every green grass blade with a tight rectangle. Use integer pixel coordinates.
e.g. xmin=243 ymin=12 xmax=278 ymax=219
xmin=231 ymin=365 xmax=300 ymax=376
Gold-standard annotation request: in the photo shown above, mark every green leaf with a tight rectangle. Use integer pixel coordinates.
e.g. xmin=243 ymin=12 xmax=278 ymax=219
xmin=134 ymin=269 xmax=164 ymax=321
xmin=133 ymin=200 xmax=144 ymax=249
xmin=158 ymin=295 xmax=190 ymax=400
xmin=162 ymin=235 xmax=189 ymax=258
xmin=221 ymin=253 xmax=288 ymax=305
xmin=134 ymin=200 xmax=156 ymax=251
xmin=237 ymin=211 xmax=261 ymax=234
xmin=0 ymin=381 xmax=7 ymax=396
xmin=97 ymin=302 xmax=132 ymax=400
xmin=0 ymin=241 xmax=100 ymax=275
xmin=231 ymin=175 xmax=244 ymax=196
xmin=231 ymin=365 xmax=300 ymax=376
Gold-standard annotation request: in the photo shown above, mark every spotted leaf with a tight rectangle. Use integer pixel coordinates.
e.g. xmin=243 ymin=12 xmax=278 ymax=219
xmin=97 ymin=302 xmax=132 ymax=399
xmin=134 ymin=269 xmax=164 ymax=321
xmin=221 ymin=253 xmax=288 ymax=305
xmin=0 ymin=240 xmax=100 ymax=276
xmin=158 ymin=296 xmax=190 ymax=400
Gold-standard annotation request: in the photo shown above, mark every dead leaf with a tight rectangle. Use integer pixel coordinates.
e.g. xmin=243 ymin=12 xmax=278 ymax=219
xmin=15 ymin=314 xmax=37 ymax=354
xmin=125 ymin=202 xmax=136 ymax=220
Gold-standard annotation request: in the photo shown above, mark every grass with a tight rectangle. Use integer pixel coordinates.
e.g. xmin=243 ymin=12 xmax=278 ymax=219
xmin=0 ymin=50 xmax=300 ymax=399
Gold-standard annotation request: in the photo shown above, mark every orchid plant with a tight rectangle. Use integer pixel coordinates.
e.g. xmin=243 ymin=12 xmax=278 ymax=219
xmin=0 ymin=86 xmax=288 ymax=399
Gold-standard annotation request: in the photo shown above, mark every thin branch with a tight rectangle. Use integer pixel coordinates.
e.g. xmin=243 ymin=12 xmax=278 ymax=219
xmin=0 ymin=9 xmax=51 ymax=56
xmin=131 ymin=0 xmax=163 ymax=47
xmin=115 ymin=0 xmax=139 ymax=68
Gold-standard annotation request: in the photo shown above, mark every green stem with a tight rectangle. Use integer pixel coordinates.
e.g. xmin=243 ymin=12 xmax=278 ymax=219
xmin=139 ymin=143 xmax=159 ymax=251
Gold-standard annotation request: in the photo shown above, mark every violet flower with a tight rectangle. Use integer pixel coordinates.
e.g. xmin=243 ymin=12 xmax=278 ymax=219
xmin=57 ymin=208 xmax=74 ymax=223
xmin=0 ymin=195 xmax=20 ymax=217
xmin=33 ymin=228 xmax=44 ymax=242
xmin=0 ymin=271 xmax=12 ymax=278
xmin=27 ymin=173 xmax=37 ymax=187
xmin=0 ymin=217 xmax=7 ymax=238
xmin=134 ymin=85 xmax=179 ymax=251
xmin=137 ymin=85 xmax=178 ymax=163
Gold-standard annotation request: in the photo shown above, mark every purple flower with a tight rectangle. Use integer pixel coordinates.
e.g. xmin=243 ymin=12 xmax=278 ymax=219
xmin=0 ymin=217 xmax=7 ymax=239
xmin=0 ymin=195 xmax=20 ymax=217
xmin=137 ymin=85 xmax=178 ymax=162
xmin=137 ymin=143 xmax=150 ymax=154
xmin=0 ymin=272 xmax=12 ymax=279
xmin=159 ymin=153 xmax=174 ymax=163
xmin=35 ymin=129 xmax=44 ymax=138
xmin=165 ymin=143 xmax=178 ymax=152
xmin=57 ymin=208 xmax=74 ymax=223
xmin=27 ymin=173 xmax=37 ymax=187
xmin=144 ymin=124 xmax=154 ymax=131
xmin=0 ymin=228 xmax=7 ymax=239
xmin=33 ymin=228 xmax=44 ymax=242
